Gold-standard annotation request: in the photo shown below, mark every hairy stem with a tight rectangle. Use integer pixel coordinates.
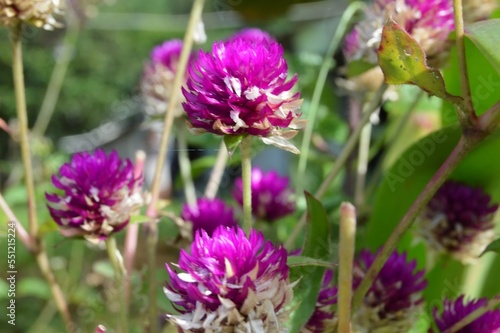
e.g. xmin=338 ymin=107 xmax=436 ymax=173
xmin=105 ymin=237 xmax=127 ymax=333
xmin=0 ymin=193 xmax=34 ymax=252
xmin=285 ymin=84 xmax=386 ymax=249
xmin=351 ymin=135 xmax=482 ymax=311
xmin=204 ymin=140 xmax=229 ymax=199
xmin=354 ymin=119 xmax=372 ymax=208
xmin=177 ymin=122 xmax=197 ymax=207
xmin=241 ymin=136 xmax=253 ymax=233
xmin=338 ymin=203 xmax=357 ymax=333
xmin=296 ymin=1 xmax=366 ymax=197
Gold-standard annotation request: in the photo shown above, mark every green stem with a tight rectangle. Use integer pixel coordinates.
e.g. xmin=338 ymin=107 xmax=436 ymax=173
xmin=177 ymin=121 xmax=197 ymax=207
xmin=144 ymin=1 xmax=206 ymax=331
xmin=285 ymin=84 xmax=387 ymax=249
xmin=10 ymin=23 xmax=38 ymax=238
xmin=105 ymin=237 xmax=127 ymax=333
xmin=351 ymin=135 xmax=481 ymax=311
xmin=296 ymin=1 xmax=366 ymax=197
xmin=444 ymin=296 xmax=500 ymax=333
xmin=453 ymin=0 xmax=475 ymax=120
xmin=0 ymin=192 xmax=34 ymax=251
xmin=204 ymin=140 xmax=229 ymax=199
xmin=354 ymin=118 xmax=372 ymax=208
xmin=241 ymin=136 xmax=253 ymax=233
xmin=338 ymin=203 xmax=356 ymax=333
xmin=33 ymin=20 xmax=80 ymax=136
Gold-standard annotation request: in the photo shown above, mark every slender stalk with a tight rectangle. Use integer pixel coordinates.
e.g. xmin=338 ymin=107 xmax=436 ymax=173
xmin=204 ymin=140 xmax=229 ymax=199
xmin=354 ymin=119 xmax=372 ymax=208
xmin=285 ymin=84 xmax=387 ymax=249
xmin=444 ymin=296 xmax=500 ymax=333
xmin=105 ymin=237 xmax=127 ymax=333
xmin=144 ymin=1 xmax=205 ymax=332
xmin=10 ymin=23 xmax=38 ymax=238
xmin=453 ymin=0 xmax=475 ymax=119
xmin=177 ymin=122 xmax=197 ymax=207
xmin=0 ymin=192 xmax=34 ymax=252
xmin=33 ymin=20 xmax=80 ymax=136
xmin=296 ymin=1 xmax=366 ymax=197
xmin=338 ymin=203 xmax=356 ymax=333
xmin=241 ymin=136 xmax=253 ymax=233
xmin=351 ymin=135 xmax=482 ymax=311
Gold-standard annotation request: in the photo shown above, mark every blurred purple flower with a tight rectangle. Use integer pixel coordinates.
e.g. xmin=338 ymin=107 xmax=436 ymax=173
xmin=419 ymin=181 xmax=498 ymax=263
xmin=181 ymin=198 xmax=238 ymax=237
xmin=227 ymin=28 xmax=276 ymax=45
xmin=430 ymin=296 xmax=500 ymax=332
xmin=233 ymin=168 xmax=295 ymax=222
xmin=302 ymin=270 xmax=337 ymax=333
xmin=165 ymin=226 xmax=295 ymax=332
xmin=344 ymin=0 xmax=455 ymax=65
xmin=351 ymin=249 xmax=427 ymax=331
xmin=46 ymin=149 xmax=143 ymax=242
xmin=182 ymin=37 xmax=305 ymax=153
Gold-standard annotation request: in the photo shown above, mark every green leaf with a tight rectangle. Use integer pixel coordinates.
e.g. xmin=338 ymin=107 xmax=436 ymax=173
xmin=466 ymin=19 xmax=500 ymax=75
xmin=347 ymin=59 xmax=376 ymax=77
xmin=18 ymin=278 xmax=51 ymax=299
xmin=378 ymin=19 xmax=461 ymax=104
xmin=481 ymin=239 xmax=500 ymax=256
xmin=287 ymin=255 xmax=337 ymax=269
xmin=223 ymin=134 xmax=244 ymax=157
xmin=288 ymin=192 xmax=330 ymax=333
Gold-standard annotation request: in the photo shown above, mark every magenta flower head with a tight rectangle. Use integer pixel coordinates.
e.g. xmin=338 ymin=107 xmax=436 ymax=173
xmin=430 ymin=296 xmax=500 ymax=332
xmin=351 ymin=249 xmax=427 ymax=331
xmin=46 ymin=149 xmax=143 ymax=243
xmin=181 ymin=198 xmax=238 ymax=237
xmin=141 ymin=39 xmax=193 ymax=119
xmin=418 ymin=181 xmax=498 ymax=263
xmin=233 ymin=168 xmax=295 ymax=222
xmin=227 ymin=28 xmax=276 ymax=45
xmin=182 ymin=37 xmax=305 ymax=153
xmin=302 ymin=270 xmax=337 ymax=333
xmin=164 ymin=226 xmax=296 ymax=332
xmin=344 ymin=0 xmax=455 ymax=65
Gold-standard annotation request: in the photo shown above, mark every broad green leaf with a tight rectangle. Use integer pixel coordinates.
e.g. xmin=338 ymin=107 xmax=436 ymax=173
xmin=481 ymin=238 xmax=500 ymax=256
xmin=378 ymin=19 xmax=461 ymax=104
xmin=18 ymin=278 xmax=52 ymax=299
xmin=466 ymin=19 xmax=500 ymax=75
xmin=288 ymin=192 xmax=330 ymax=333
xmin=223 ymin=134 xmax=244 ymax=157
xmin=287 ymin=255 xmax=337 ymax=269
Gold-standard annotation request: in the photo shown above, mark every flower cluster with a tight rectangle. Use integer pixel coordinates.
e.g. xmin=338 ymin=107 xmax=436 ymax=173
xmin=181 ymin=197 xmax=238 ymax=237
xmin=164 ymin=226 xmax=295 ymax=332
xmin=418 ymin=181 xmax=498 ymax=263
xmin=351 ymin=249 xmax=427 ymax=331
xmin=344 ymin=0 xmax=455 ymax=65
xmin=182 ymin=33 xmax=305 ymax=153
xmin=46 ymin=149 xmax=143 ymax=242
xmin=233 ymin=168 xmax=295 ymax=222
xmin=141 ymin=39 xmax=190 ymax=119
xmin=430 ymin=296 xmax=500 ymax=332
xmin=0 ymin=0 xmax=63 ymax=30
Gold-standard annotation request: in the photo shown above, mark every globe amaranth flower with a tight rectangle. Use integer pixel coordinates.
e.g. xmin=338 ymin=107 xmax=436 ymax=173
xmin=344 ymin=0 xmax=455 ymax=65
xmin=164 ymin=226 xmax=296 ymax=332
xmin=233 ymin=168 xmax=295 ymax=222
xmin=430 ymin=296 xmax=500 ymax=332
xmin=182 ymin=37 xmax=305 ymax=154
xmin=46 ymin=149 xmax=143 ymax=243
xmin=227 ymin=28 xmax=276 ymax=45
xmin=418 ymin=181 xmax=499 ymax=264
xmin=181 ymin=197 xmax=238 ymax=237
xmin=301 ymin=270 xmax=338 ymax=333
xmin=351 ymin=249 xmax=427 ymax=332
xmin=0 ymin=0 xmax=63 ymax=30
xmin=141 ymin=39 xmax=194 ymax=120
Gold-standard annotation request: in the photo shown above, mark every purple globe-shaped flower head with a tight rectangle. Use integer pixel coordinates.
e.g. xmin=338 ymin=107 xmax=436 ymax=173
xmin=46 ymin=149 xmax=143 ymax=243
xmin=418 ymin=181 xmax=499 ymax=264
xmin=141 ymin=39 xmax=193 ymax=119
xmin=351 ymin=249 xmax=427 ymax=332
xmin=430 ymin=296 xmax=500 ymax=332
xmin=344 ymin=0 xmax=455 ymax=66
xmin=302 ymin=270 xmax=338 ymax=333
xmin=233 ymin=168 xmax=296 ymax=222
xmin=165 ymin=226 xmax=295 ymax=332
xmin=181 ymin=198 xmax=238 ymax=237
xmin=227 ymin=28 xmax=276 ymax=45
xmin=182 ymin=37 xmax=305 ymax=153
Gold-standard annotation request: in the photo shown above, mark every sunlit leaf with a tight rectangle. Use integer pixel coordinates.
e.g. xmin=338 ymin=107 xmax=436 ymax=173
xmin=466 ymin=19 xmax=500 ymax=75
